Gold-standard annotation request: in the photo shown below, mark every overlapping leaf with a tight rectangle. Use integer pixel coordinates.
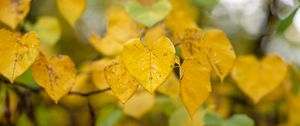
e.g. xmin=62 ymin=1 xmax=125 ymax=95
xmin=104 ymin=58 xmax=139 ymax=103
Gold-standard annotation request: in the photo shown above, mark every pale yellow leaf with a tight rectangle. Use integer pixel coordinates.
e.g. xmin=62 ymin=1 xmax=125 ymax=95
xmin=89 ymin=34 xmax=123 ymax=56
xmin=203 ymin=29 xmax=236 ymax=81
xmin=91 ymin=59 xmax=112 ymax=90
xmin=231 ymin=55 xmax=288 ymax=103
xmin=104 ymin=58 xmax=139 ymax=103
xmin=0 ymin=29 xmax=39 ymax=83
xmin=121 ymin=37 xmax=176 ymax=93
xmin=57 ymin=0 xmax=86 ymax=27
xmin=122 ymin=91 xmax=155 ymax=118
xmin=157 ymin=72 xmax=180 ymax=99
xmin=143 ymin=23 xmax=166 ymax=45
xmin=0 ymin=0 xmax=31 ymax=29
xmin=107 ymin=6 xmax=144 ymax=43
xmin=32 ymin=54 xmax=76 ymax=103
xmin=181 ymin=58 xmax=211 ymax=117
xmin=178 ymin=28 xmax=203 ymax=59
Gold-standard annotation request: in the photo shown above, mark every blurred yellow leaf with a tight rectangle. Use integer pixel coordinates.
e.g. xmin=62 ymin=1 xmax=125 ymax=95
xmin=32 ymin=54 xmax=76 ymax=103
xmin=157 ymin=72 xmax=180 ymax=99
xmin=104 ymin=58 xmax=139 ymax=103
xmin=0 ymin=29 xmax=39 ymax=83
xmin=231 ymin=55 xmax=288 ymax=103
xmin=121 ymin=37 xmax=176 ymax=93
xmin=25 ymin=16 xmax=61 ymax=46
xmin=0 ymin=0 xmax=31 ymax=29
xmin=89 ymin=34 xmax=123 ymax=56
xmin=178 ymin=28 xmax=203 ymax=58
xmin=204 ymin=29 xmax=236 ymax=81
xmin=57 ymin=0 xmax=86 ymax=27
xmin=71 ymin=62 xmax=99 ymax=93
xmin=122 ymin=91 xmax=155 ymax=118
xmin=91 ymin=59 xmax=112 ymax=90
xmin=181 ymin=58 xmax=211 ymax=117
xmin=143 ymin=23 xmax=166 ymax=45
xmin=107 ymin=6 xmax=144 ymax=43
xmin=165 ymin=0 xmax=198 ymax=43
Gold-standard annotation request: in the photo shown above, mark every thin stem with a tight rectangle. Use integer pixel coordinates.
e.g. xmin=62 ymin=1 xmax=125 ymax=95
xmin=68 ymin=88 xmax=111 ymax=97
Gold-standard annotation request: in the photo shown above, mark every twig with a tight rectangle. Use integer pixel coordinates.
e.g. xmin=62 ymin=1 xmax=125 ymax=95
xmin=4 ymin=91 xmax=11 ymax=126
xmin=88 ymin=101 xmax=96 ymax=126
xmin=68 ymin=88 xmax=111 ymax=97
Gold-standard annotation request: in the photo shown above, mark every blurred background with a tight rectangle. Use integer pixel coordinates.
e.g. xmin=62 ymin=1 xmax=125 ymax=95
xmin=1 ymin=0 xmax=300 ymax=126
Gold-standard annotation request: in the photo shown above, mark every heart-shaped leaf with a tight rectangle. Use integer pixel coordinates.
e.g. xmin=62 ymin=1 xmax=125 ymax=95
xmin=32 ymin=54 xmax=76 ymax=103
xmin=0 ymin=29 xmax=40 ymax=83
xmin=231 ymin=55 xmax=288 ymax=103
xmin=121 ymin=37 xmax=175 ymax=93
xmin=125 ymin=0 xmax=172 ymax=27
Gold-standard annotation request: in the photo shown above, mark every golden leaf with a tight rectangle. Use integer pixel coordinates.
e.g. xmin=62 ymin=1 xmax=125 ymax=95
xmin=121 ymin=37 xmax=176 ymax=93
xmin=122 ymin=91 xmax=155 ymax=118
xmin=181 ymin=58 xmax=211 ymax=117
xmin=0 ymin=29 xmax=39 ymax=83
xmin=179 ymin=28 xmax=235 ymax=81
xmin=0 ymin=0 xmax=31 ymax=29
xmin=203 ymin=29 xmax=236 ymax=81
xmin=231 ymin=55 xmax=288 ymax=103
xmin=32 ymin=54 xmax=76 ymax=103
xmin=57 ymin=0 xmax=86 ymax=27
xmin=91 ymin=59 xmax=112 ymax=90
xmin=104 ymin=58 xmax=139 ymax=103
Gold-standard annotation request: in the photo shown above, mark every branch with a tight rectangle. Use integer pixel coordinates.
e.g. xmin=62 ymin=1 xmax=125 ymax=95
xmin=68 ymin=88 xmax=111 ymax=97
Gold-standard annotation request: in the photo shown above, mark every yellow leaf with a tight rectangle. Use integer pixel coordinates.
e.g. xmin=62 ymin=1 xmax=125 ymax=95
xmin=104 ymin=58 xmax=139 ymax=103
xmin=27 ymin=16 xmax=61 ymax=46
xmin=91 ymin=59 xmax=112 ymax=90
xmin=57 ymin=0 xmax=86 ymax=27
xmin=181 ymin=58 xmax=211 ymax=117
xmin=178 ymin=28 xmax=203 ymax=58
xmin=89 ymin=34 xmax=123 ymax=56
xmin=143 ymin=23 xmax=166 ymax=45
xmin=157 ymin=72 xmax=180 ymax=99
xmin=71 ymin=62 xmax=99 ymax=93
xmin=165 ymin=0 xmax=198 ymax=43
xmin=231 ymin=55 xmax=288 ymax=103
xmin=0 ymin=29 xmax=39 ymax=83
xmin=121 ymin=37 xmax=176 ymax=93
xmin=203 ymin=29 xmax=236 ymax=81
xmin=179 ymin=28 xmax=235 ymax=81
xmin=122 ymin=91 xmax=155 ymax=118
xmin=32 ymin=54 xmax=76 ymax=103
xmin=0 ymin=0 xmax=31 ymax=29
xmin=107 ymin=6 xmax=144 ymax=43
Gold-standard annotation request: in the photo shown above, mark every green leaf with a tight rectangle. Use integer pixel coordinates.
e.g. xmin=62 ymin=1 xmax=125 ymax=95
xmin=192 ymin=0 xmax=219 ymax=10
xmin=96 ymin=105 xmax=123 ymax=126
xmin=290 ymin=65 xmax=300 ymax=95
xmin=224 ymin=114 xmax=254 ymax=126
xmin=203 ymin=112 xmax=224 ymax=126
xmin=277 ymin=6 xmax=300 ymax=33
xmin=125 ymin=0 xmax=172 ymax=27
